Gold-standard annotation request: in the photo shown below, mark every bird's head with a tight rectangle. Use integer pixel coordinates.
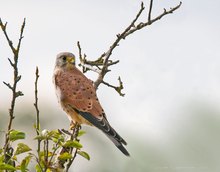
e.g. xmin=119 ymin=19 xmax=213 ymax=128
xmin=55 ymin=52 xmax=76 ymax=69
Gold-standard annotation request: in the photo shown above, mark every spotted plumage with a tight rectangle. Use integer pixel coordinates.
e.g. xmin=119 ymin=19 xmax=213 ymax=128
xmin=53 ymin=52 xmax=129 ymax=156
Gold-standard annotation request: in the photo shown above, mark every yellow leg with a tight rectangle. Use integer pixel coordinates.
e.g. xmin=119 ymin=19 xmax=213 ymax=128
xmin=69 ymin=121 xmax=76 ymax=130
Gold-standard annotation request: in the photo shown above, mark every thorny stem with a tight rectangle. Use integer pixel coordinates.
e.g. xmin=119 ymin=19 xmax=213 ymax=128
xmin=0 ymin=18 xmax=26 ymax=164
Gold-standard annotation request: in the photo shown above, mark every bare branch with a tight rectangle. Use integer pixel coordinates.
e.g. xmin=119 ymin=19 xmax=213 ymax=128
xmin=16 ymin=18 xmax=26 ymax=55
xmin=34 ymin=67 xmax=41 ymax=160
xmin=77 ymin=41 xmax=101 ymax=74
xmin=0 ymin=18 xmax=26 ymax=164
xmin=3 ymin=82 xmax=13 ymax=90
xmin=60 ymin=129 xmax=72 ymax=136
xmin=44 ymin=138 xmax=49 ymax=167
xmin=148 ymin=0 xmax=154 ymax=22
xmin=77 ymin=41 xmax=83 ymax=62
xmin=107 ymin=60 xmax=120 ymax=66
xmin=97 ymin=1 xmax=181 ymax=94
xmin=80 ymin=63 xmax=101 ymax=74
xmin=93 ymin=2 xmax=145 ymax=90
xmin=0 ymin=19 xmax=16 ymax=54
xmin=102 ymin=77 xmax=125 ymax=97
xmin=76 ymin=1 xmax=181 ymax=96
xmin=124 ymin=2 xmax=182 ymax=37
xmin=7 ymin=58 xmax=14 ymax=67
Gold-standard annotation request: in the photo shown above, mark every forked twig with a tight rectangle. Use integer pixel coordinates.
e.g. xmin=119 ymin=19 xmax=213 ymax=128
xmin=0 ymin=18 xmax=26 ymax=164
xmin=77 ymin=1 xmax=182 ymax=95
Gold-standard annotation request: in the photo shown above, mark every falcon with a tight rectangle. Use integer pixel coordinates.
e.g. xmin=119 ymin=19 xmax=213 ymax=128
xmin=53 ymin=52 xmax=129 ymax=156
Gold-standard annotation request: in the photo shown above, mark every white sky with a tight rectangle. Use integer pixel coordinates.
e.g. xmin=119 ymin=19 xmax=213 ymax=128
xmin=1 ymin=0 xmax=220 ymax=171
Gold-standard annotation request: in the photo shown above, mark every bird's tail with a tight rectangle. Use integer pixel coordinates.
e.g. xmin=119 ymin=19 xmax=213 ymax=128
xmin=91 ymin=115 xmax=130 ymax=156
xmin=103 ymin=125 xmax=130 ymax=156
xmin=72 ymin=108 xmax=130 ymax=156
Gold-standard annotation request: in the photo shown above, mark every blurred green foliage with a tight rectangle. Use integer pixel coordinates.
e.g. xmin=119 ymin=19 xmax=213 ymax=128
xmin=1 ymin=99 xmax=220 ymax=172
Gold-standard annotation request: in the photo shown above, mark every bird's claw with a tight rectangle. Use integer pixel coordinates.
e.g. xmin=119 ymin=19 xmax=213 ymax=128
xmin=69 ymin=121 xmax=81 ymax=130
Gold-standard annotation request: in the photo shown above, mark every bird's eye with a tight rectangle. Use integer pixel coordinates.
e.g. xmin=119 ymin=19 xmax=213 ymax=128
xmin=62 ymin=56 xmax=67 ymax=61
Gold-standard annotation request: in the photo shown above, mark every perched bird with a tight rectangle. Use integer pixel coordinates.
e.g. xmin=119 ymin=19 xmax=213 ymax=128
xmin=53 ymin=52 xmax=130 ymax=156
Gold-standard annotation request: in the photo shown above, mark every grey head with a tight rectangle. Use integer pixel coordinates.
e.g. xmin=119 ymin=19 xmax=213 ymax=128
xmin=55 ymin=52 xmax=76 ymax=68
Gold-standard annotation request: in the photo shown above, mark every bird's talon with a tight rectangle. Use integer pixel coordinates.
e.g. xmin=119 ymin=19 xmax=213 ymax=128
xmin=69 ymin=121 xmax=76 ymax=130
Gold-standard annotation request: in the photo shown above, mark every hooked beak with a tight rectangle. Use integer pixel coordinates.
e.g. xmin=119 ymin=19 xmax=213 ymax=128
xmin=66 ymin=56 xmax=75 ymax=64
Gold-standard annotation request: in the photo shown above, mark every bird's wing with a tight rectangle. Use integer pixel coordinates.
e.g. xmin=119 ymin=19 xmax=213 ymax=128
xmin=55 ymin=68 xmax=103 ymax=118
xmin=55 ymin=68 xmax=129 ymax=156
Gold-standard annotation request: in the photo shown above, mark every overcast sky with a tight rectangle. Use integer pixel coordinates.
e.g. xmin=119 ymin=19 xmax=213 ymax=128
xmin=1 ymin=0 xmax=220 ymax=171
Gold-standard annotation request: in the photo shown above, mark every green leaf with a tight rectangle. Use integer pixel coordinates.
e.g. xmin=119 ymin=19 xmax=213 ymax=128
xmin=0 ymin=163 xmax=16 ymax=170
xmin=14 ymin=143 xmax=31 ymax=156
xmin=35 ymin=164 xmax=41 ymax=172
xmin=12 ymin=155 xmax=17 ymax=161
xmin=9 ymin=130 xmax=25 ymax=141
xmin=34 ymin=135 xmax=46 ymax=141
xmin=63 ymin=140 xmax=82 ymax=149
xmin=77 ymin=151 xmax=90 ymax=160
xmin=48 ymin=130 xmax=59 ymax=137
xmin=58 ymin=152 xmax=72 ymax=161
xmin=0 ymin=148 xmax=3 ymax=154
xmin=78 ymin=130 xmax=86 ymax=137
xmin=39 ymin=151 xmax=53 ymax=158
xmin=0 ymin=155 xmax=4 ymax=163
xmin=48 ymin=130 xmax=64 ymax=142
xmin=51 ymin=133 xmax=64 ymax=143
xmin=20 ymin=155 xmax=32 ymax=172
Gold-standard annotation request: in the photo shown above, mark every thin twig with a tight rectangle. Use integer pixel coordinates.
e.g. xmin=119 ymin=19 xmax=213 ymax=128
xmin=93 ymin=2 xmax=145 ymax=90
xmin=102 ymin=77 xmax=125 ymax=97
xmin=45 ymin=139 xmax=49 ymax=168
xmin=34 ymin=67 xmax=41 ymax=160
xmin=77 ymin=41 xmax=83 ymax=62
xmin=65 ymin=125 xmax=80 ymax=172
xmin=16 ymin=19 xmax=26 ymax=54
xmin=77 ymin=41 xmax=101 ymax=74
xmin=60 ymin=129 xmax=72 ymax=136
xmin=0 ymin=18 xmax=26 ymax=165
xmin=43 ymin=138 xmax=49 ymax=171
xmin=31 ymin=154 xmax=44 ymax=172
xmin=53 ymin=124 xmax=80 ymax=171
xmin=76 ymin=1 xmax=182 ymax=96
xmin=148 ymin=0 xmax=154 ymax=22
xmin=124 ymin=1 xmax=182 ymax=37
xmin=95 ymin=1 xmax=181 ymax=89
xmin=0 ymin=19 xmax=16 ymax=54
xmin=48 ymin=143 xmax=59 ymax=167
